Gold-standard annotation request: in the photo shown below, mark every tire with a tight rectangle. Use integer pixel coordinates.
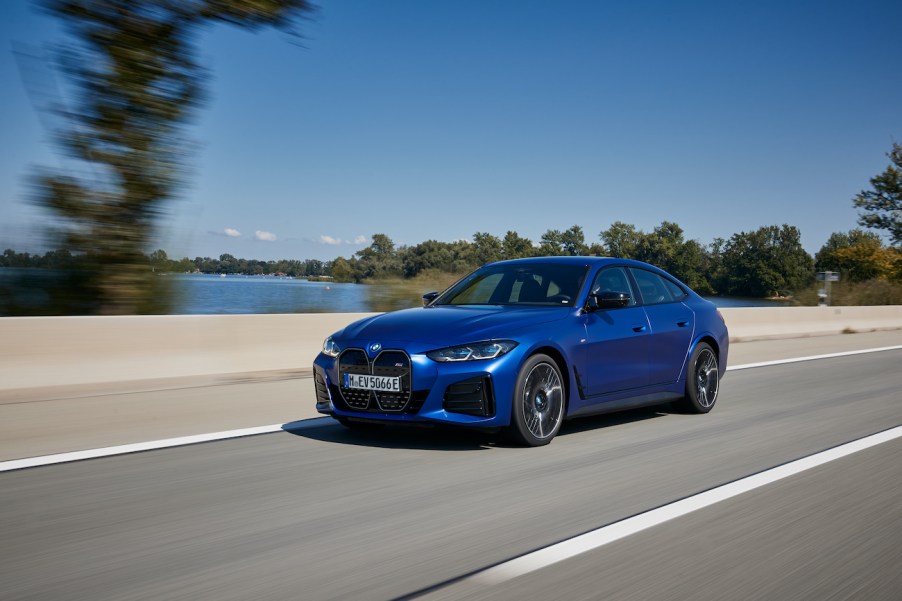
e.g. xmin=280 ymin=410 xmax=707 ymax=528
xmin=507 ymin=354 xmax=565 ymax=446
xmin=675 ymin=342 xmax=719 ymax=413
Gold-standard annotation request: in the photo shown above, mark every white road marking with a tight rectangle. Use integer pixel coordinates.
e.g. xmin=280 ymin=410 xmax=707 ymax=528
xmin=1 ymin=345 xmax=899 ymax=472
xmin=727 ymin=345 xmax=902 ymax=371
xmin=467 ymin=425 xmax=902 ymax=585
xmin=0 ymin=419 xmax=331 ymax=472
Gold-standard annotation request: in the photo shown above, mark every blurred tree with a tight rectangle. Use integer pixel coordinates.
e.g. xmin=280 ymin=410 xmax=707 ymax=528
xmin=35 ymin=0 xmax=316 ymax=313
xmin=853 ymin=144 xmax=902 ymax=246
xmin=330 ymin=256 xmax=352 ymax=282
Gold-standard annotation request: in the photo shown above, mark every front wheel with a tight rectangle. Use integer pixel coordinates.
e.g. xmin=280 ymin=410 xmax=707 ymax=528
xmin=675 ymin=342 xmax=720 ymax=413
xmin=507 ymin=354 xmax=565 ymax=446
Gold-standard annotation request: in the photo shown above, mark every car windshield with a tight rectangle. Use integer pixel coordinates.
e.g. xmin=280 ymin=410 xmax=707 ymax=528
xmin=435 ymin=263 xmax=589 ymax=307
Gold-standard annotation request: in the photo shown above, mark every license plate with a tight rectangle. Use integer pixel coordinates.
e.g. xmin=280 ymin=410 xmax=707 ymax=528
xmin=343 ymin=373 xmax=401 ymax=392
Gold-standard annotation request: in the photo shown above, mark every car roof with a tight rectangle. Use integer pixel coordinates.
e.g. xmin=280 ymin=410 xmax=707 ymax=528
xmin=488 ymin=256 xmax=654 ymax=269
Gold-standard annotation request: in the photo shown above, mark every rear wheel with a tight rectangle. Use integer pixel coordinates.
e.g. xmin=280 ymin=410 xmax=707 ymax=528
xmin=675 ymin=342 xmax=719 ymax=413
xmin=507 ymin=354 xmax=565 ymax=446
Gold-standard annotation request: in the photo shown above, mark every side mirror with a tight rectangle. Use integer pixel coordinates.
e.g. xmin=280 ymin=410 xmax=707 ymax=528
xmin=586 ymin=291 xmax=631 ymax=311
xmin=422 ymin=291 xmax=439 ymax=306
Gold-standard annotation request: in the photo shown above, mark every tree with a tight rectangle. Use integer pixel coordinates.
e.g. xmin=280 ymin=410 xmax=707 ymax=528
xmin=816 ymin=229 xmax=895 ymax=282
xmin=330 ymin=257 xmax=352 ymax=282
xmin=501 ymin=231 xmax=534 ymax=259
xmin=354 ymin=234 xmax=402 ymax=280
xmin=853 ymin=143 xmax=902 ymax=246
xmin=470 ymin=232 xmax=503 ymax=265
xmin=537 ymin=226 xmax=587 ymax=256
xmin=600 ymin=222 xmax=642 ymax=259
xmin=400 ymin=240 xmax=453 ymax=277
xmin=717 ymin=225 xmax=813 ymax=297
xmin=36 ymin=0 xmax=316 ymax=314
xmin=559 ymin=225 xmax=589 ymax=256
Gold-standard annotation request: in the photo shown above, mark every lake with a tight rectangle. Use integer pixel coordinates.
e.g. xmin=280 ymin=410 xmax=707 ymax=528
xmin=167 ymin=273 xmax=786 ymax=314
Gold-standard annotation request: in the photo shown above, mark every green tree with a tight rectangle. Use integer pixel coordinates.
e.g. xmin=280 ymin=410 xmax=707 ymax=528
xmin=853 ymin=143 xmax=902 ymax=246
xmin=354 ymin=234 xmax=402 ymax=280
xmin=330 ymin=256 xmax=352 ymax=282
xmin=501 ymin=231 xmax=534 ymax=259
xmin=537 ymin=226 xmax=589 ymax=256
xmin=470 ymin=232 xmax=502 ymax=265
xmin=600 ymin=221 xmax=642 ymax=258
xmin=718 ymin=225 xmax=813 ymax=297
xmin=35 ymin=0 xmax=315 ymax=314
xmin=559 ymin=225 xmax=589 ymax=256
xmin=400 ymin=240 xmax=453 ymax=277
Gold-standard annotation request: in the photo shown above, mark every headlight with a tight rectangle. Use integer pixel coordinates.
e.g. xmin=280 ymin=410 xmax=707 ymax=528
xmin=426 ymin=340 xmax=518 ymax=362
xmin=322 ymin=336 xmax=341 ymax=358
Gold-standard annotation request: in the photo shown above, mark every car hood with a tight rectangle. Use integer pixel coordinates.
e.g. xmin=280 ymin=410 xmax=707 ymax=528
xmin=338 ymin=305 xmax=571 ymax=346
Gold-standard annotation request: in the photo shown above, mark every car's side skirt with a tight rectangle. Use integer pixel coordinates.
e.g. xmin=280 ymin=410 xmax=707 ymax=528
xmin=566 ymin=390 xmax=683 ymax=419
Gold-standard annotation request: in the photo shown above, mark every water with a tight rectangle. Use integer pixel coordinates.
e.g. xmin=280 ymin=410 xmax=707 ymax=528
xmin=167 ymin=274 xmax=787 ymax=314
xmin=2 ymin=269 xmax=790 ymax=314
xmin=168 ymin=273 xmax=368 ymax=314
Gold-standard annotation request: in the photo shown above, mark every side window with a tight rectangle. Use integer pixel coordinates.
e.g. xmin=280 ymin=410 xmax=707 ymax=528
xmin=629 ymin=268 xmax=685 ymax=305
xmin=661 ymin=277 xmax=688 ymax=301
xmin=590 ymin=267 xmax=636 ymax=307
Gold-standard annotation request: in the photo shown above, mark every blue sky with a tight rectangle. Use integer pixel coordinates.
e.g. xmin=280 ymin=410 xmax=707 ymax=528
xmin=2 ymin=0 xmax=901 ymax=261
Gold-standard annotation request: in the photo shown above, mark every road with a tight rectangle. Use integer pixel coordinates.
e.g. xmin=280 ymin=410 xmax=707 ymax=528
xmin=1 ymin=335 xmax=900 ymax=600
xmin=2 ymin=330 xmax=900 ymax=461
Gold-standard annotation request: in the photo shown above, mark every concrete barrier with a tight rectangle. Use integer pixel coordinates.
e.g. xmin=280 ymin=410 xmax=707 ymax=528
xmin=0 ymin=313 xmax=376 ymax=392
xmin=1 ymin=306 xmax=901 ymax=392
xmin=721 ymin=305 xmax=902 ymax=341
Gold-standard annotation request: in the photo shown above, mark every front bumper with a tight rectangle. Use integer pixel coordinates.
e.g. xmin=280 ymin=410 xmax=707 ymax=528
xmin=312 ymin=342 xmax=523 ymax=428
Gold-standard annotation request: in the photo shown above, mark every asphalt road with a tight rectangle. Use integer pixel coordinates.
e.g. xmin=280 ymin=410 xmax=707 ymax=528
xmin=1 ymin=347 xmax=900 ymax=600
xmin=2 ymin=329 xmax=900 ymax=461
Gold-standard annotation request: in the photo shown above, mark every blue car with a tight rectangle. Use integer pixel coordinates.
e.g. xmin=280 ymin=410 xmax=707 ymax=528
xmin=313 ymin=257 xmax=728 ymax=446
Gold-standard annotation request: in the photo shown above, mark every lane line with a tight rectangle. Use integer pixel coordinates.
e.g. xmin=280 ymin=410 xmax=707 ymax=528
xmin=411 ymin=425 xmax=902 ymax=595
xmin=2 ymin=345 xmax=899 ymax=472
xmin=0 ymin=419 xmax=332 ymax=472
xmin=726 ymin=345 xmax=902 ymax=371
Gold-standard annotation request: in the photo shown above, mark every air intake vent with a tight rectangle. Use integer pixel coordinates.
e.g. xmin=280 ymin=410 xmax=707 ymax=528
xmin=443 ymin=376 xmax=495 ymax=417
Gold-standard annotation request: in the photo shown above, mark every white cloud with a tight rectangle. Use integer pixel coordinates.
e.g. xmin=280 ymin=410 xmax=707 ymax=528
xmin=353 ymin=235 xmax=368 ymax=244
xmin=255 ymin=230 xmax=277 ymax=242
xmin=224 ymin=228 xmax=242 ymax=238
xmin=319 ymin=235 xmax=343 ymax=245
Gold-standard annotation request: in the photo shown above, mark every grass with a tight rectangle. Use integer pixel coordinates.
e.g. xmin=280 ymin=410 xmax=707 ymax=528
xmin=364 ymin=270 xmax=467 ymax=312
xmin=791 ymin=279 xmax=902 ymax=306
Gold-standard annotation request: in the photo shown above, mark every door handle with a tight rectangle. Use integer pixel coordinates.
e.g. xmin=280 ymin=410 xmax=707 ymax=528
xmin=677 ymin=320 xmax=690 ymax=327
xmin=632 ymin=324 xmax=647 ymax=333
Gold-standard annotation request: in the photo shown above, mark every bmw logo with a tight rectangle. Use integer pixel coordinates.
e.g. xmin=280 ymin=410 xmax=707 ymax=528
xmin=368 ymin=342 xmax=382 ymax=354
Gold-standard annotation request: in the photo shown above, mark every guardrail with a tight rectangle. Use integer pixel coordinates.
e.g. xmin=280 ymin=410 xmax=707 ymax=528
xmin=1 ymin=306 xmax=901 ymax=392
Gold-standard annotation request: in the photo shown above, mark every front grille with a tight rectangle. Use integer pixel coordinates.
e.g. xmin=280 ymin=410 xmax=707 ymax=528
xmin=338 ymin=349 xmax=371 ymax=409
xmin=338 ymin=349 xmax=413 ymax=413
xmin=443 ymin=376 xmax=495 ymax=417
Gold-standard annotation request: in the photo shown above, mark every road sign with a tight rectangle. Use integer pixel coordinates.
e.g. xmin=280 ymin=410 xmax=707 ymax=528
xmin=816 ymin=271 xmax=840 ymax=282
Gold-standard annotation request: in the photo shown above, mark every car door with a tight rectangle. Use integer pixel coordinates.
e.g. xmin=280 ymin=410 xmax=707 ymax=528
xmin=629 ymin=268 xmax=695 ymax=385
xmin=580 ymin=266 xmax=651 ymax=400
